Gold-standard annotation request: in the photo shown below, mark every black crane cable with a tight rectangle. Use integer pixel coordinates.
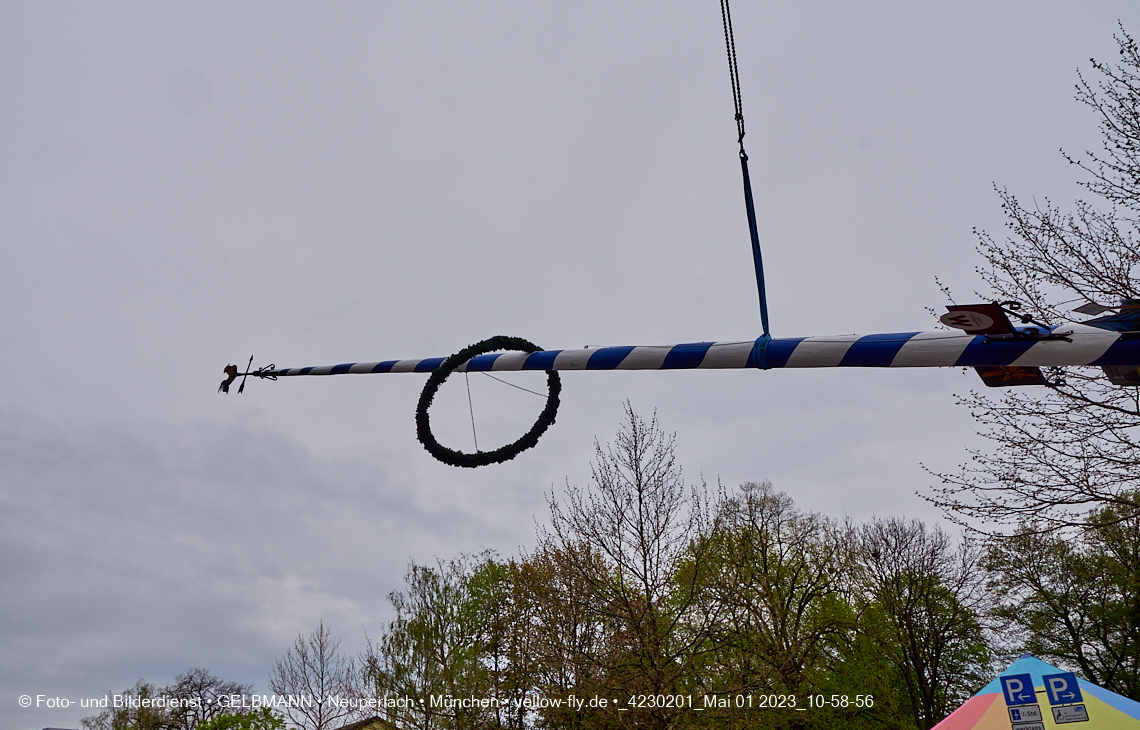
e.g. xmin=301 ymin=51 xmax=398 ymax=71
xmin=720 ymin=0 xmax=747 ymax=150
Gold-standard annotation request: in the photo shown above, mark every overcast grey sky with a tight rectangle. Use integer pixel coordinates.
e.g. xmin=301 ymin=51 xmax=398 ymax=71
xmin=3 ymin=2 xmax=1137 ymax=727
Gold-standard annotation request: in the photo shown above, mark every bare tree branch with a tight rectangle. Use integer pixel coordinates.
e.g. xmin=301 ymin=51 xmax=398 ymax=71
xmin=925 ymin=28 xmax=1140 ymax=532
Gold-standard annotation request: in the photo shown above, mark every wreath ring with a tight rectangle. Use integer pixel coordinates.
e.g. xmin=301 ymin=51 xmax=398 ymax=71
xmin=416 ymin=336 xmax=561 ymax=468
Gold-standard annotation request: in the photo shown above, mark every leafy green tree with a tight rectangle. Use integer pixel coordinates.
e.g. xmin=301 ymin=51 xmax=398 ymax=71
xmin=694 ymin=485 xmax=913 ymax=730
xmin=824 ymin=608 xmax=920 ymax=730
xmin=513 ymin=543 xmax=616 ymax=730
xmin=858 ymin=518 xmax=992 ymax=730
xmin=362 ymin=552 xmax=530 ymax=729
xmin=465 ymin=557 xmax=539 ymax=728
xmin=81 ymin=672 xmax=259 ymax=730
xmin=698 ymin=483 xmax=854 ymax=696
xmin=195 ymin=708 xmax=285 ymax=730
xmin=985 ymin=500 xmax=1140 ymax=699
xmin=81 ymin=680 xmax=172 ymax=730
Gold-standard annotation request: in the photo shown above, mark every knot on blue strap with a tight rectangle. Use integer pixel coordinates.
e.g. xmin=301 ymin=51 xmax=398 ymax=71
xmin=751 ymin=333 xmax=772 ymax=370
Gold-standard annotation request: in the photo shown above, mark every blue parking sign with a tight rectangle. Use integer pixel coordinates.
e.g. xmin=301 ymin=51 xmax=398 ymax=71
xmin=1042 ymin=672 xmax=1083 ymax=705
xmin=1001 ymin=673 xmax=1036 ymax=706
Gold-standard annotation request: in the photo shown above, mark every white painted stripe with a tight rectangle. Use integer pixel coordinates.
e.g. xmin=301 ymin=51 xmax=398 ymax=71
xmin=306 ymin=366 xmax=334 ymax=375
xmin=1012 ymin=325 xmax=1119 ymax=366
xmin=389 ymin=359 xmax=422 ymax=373
xmin=890 ymin=330 xmax=973 ymax=367
xmin=616 ymin=346 xmax=671 ymax=370
xmin=552 ymin=349 xmax=594 ymax=370
xmin=349 ymin=362 xmax=380 ymax=374
xmin=784 ymin=335 xmax=861 ymax=368
xmin=698 ymin=341 xmax=753 ymax=369
xmin=491 ymin=351 xmax=531 ymax=371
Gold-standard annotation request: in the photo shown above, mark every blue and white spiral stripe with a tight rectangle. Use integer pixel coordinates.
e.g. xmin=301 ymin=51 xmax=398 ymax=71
xmin=262 ymin=323 xmax=1139 ymax=378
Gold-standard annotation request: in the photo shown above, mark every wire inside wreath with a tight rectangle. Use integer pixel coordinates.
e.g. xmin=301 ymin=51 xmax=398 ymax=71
xmin=415 ymin=336 xmax=561 ymax=468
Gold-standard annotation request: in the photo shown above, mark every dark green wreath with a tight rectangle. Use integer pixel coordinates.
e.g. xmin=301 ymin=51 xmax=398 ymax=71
xmin=416 ymin=336 xmax=561 ymax=468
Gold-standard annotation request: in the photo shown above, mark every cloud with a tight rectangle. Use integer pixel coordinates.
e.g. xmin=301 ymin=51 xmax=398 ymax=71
xmin=0 ymin=410 xmax=504 ymax=727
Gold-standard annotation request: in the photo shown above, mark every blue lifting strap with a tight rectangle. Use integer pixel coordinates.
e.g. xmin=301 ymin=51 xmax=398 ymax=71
xmin=741 ymin=151 xmax=772 ymax=367
xmin=751 ymin=332 xmax=772 ymax=370
xmin=723 ymin=0 xmax=772 ymax=367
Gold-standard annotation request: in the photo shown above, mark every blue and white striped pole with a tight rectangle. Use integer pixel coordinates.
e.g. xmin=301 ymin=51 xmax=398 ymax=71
xmin=257 ymin=324 xmax=1140 ymax=379
xmin=223 ymin=306 xmax=1140 ymax=465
